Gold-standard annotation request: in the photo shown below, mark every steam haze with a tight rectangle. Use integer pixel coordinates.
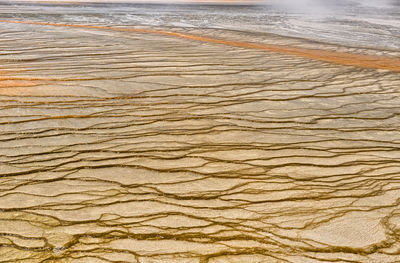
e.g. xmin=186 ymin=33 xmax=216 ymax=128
xmin=268 ymin=0 xmax=396 ymax=14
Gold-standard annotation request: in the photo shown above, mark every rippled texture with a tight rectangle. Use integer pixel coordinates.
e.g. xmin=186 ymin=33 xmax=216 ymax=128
xmin=1 ymin=2 xmax=400 ymax=263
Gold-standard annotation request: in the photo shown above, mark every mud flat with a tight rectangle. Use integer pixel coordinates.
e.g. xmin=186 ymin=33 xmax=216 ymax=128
xmin=1 ymin=14 xmax=400 ymax=263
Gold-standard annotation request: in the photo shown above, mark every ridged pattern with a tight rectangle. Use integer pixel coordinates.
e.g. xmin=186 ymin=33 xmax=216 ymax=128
xmin=1 ymin=20 xmax=400 ymax=263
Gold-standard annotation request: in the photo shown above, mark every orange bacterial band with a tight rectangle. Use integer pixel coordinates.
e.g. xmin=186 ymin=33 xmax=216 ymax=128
xmin=1 ymin=19 xmax=400 ymax=72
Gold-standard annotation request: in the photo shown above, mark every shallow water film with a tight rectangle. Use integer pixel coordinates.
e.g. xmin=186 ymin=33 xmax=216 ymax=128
xmin=1 ymin=1 xmax=400 ymax=263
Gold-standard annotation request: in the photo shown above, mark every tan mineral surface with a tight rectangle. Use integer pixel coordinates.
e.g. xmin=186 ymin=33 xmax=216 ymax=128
xmin=1 ymin=13 xmax=400 ymax=263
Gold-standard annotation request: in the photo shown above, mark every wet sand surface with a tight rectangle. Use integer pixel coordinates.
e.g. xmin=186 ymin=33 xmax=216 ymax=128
xmin=1 ymin=3 xmax=400 ymax=263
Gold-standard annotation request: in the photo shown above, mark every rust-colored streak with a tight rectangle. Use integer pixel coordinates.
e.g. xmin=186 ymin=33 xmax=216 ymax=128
xmin=0 ymin=70 xmax=44 ymax=95
xmin=1 ymin=19 xmax=400 ymax=72
xmin=0 ymin=80 xmax=39 ymax=88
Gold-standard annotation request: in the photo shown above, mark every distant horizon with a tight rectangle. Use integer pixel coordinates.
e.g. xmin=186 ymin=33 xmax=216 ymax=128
xmin=2 ymin=0 xmax=261 ymax=4
xmin=4 ymin=0 xmax=397 ymax=7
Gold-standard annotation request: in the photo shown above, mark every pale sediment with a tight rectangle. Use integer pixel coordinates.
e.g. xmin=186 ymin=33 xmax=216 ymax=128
xmin=2 ymin=20 xmax=400 ymax=72
xmin=0 ymin=19 xmax=400 ymax=263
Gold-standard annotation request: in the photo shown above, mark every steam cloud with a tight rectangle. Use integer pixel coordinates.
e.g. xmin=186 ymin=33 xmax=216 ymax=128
xmin=267 ymin=0 xmax=394 ymax=14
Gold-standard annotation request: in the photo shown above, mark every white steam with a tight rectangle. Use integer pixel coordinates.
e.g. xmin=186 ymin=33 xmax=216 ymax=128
xmin=267 ymin=0 xmax=331 ymax=14
xmin=267 ymin=0 xmax=394 ymax=15
xmin=359 ymin=0 xmax=393 ymax=8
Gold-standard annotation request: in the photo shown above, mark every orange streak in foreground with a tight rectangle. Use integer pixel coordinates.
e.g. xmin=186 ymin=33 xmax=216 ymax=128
xmin=0 ymin=68 xmax=42 ymax=88
xmin=1 ymin=20 xmax=400 ymax=72
xmin=0 ymin=72 xmax=43 ymax=95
